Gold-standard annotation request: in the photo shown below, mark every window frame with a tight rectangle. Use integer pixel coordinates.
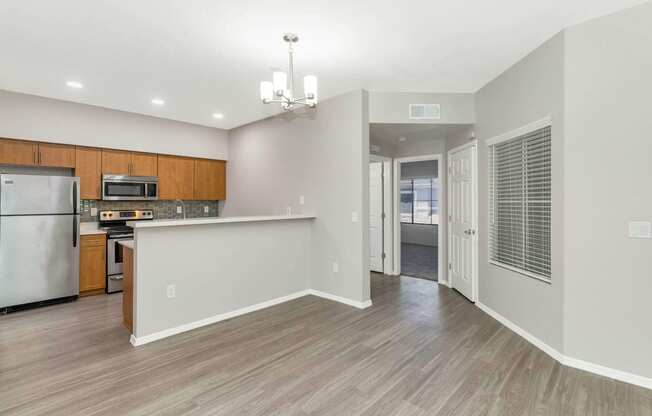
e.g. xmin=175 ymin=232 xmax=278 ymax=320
xmin=399 ymin=177 xmax=439 ymax=226
xmin=486 ymin=117 xmax=552 ymax=284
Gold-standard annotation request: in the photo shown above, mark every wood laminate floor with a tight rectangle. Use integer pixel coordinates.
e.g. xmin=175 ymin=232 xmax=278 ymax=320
xmin=1 ymin=274 xmax=650 ymax=415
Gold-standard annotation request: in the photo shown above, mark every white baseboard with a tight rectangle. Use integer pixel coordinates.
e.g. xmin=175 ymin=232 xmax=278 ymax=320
xmin=308 ymin=289 xmax=373 ymax=309
xmin=131 ymin=289 xmax=372 ymax=347
xmin=562 ymin=356 xmax=652 ymax=390
xmin=438 ymin=279 xmax=452 ymax=288
xmin=131 ymin=290 xmax=311 ymax=346
xmin=476 ymin=302 xmax=652 ymax=390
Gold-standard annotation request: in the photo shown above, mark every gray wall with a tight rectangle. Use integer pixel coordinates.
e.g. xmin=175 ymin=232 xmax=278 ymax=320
xmin=369 ymin=92 xmax=475 ymax=124
xmin=401 ymin=223 xmax=438 ymax=247
xmin=0 ymin=89 xmax=228 ymax=160
xmin=224 ymin=90 xmax=370 ymax=303
xmin=134 ymin=219 xmax=312 ymax=338
xmin=474 ymin=33 xmax=565 ymax=351
xmin=400 ymin=160 xmax=438 ymax=179
xmin=563 ymin=2 xmax=652 ymax=378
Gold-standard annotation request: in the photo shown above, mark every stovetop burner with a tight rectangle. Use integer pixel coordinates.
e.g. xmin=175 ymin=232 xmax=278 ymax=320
xmin=99 ymin=209 xmax=154 ymax=236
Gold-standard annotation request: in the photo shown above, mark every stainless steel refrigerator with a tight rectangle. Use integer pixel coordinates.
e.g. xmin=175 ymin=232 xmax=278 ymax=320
xmin=0 ymin=174 xmax=80 ymax=310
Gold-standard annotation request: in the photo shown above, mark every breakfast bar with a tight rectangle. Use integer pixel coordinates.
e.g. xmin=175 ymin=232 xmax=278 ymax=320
xmin=123 ymin=214 xmax=316 ymax=345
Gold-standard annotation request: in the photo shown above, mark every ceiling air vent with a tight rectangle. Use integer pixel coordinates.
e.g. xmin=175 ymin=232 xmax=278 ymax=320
xmin=409 ymin=104 xmax=441 ymax=120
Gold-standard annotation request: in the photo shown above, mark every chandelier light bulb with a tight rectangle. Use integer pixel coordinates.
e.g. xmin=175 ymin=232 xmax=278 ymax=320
xmin=260 ymin=81 xmax=274 ymax=102
xmin=272 ymin=71 xmax=287 ymax=96
xmin=304 ymin=75 xmax=318 ymax=106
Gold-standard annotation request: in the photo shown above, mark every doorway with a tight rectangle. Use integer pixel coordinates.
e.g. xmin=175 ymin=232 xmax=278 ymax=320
xmin=369 ymin=155 xmax=392 ymax=274
xmin=394 ymin=155 xmax=442 ymax=281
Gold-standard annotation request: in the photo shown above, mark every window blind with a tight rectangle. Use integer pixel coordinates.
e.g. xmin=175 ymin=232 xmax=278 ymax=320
xmin=488 ymin=125 xmax=551 ymax=281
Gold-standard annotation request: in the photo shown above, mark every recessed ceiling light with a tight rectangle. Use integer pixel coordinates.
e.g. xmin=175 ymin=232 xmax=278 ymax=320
xmin=212 ymin=113 xmax=224 ymax=120
xmin=399 ymin=137 xmax=407 ymax=142
xmin=151 ymin=98 xmax=165 ymax=106
xmin=66 ymin=81 xmax=83 ymax=89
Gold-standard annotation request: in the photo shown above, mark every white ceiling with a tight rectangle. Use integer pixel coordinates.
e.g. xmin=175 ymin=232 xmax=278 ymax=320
xmin=0 ymin=0 xmax=644 ymax=129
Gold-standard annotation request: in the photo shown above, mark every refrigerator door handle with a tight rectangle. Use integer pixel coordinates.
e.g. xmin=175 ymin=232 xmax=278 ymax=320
xmin=72 ymin=181 xmax=78 ymax=215
xmin=73 ymin=215 xmax=78 ymax=248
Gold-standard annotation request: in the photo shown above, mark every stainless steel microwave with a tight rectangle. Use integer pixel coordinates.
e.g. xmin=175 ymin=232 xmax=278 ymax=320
xmin=102 ymin=175 xmax=158 ymax=201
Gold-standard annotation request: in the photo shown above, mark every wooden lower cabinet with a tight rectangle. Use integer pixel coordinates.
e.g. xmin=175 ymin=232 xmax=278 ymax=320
xmin=123 ymin=247 xmax=133 ymax=332
xmin=79 ymin=234 xmax=106 ymax=295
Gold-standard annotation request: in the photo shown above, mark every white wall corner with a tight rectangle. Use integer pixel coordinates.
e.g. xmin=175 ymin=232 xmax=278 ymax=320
xmin=476 ymin=302 xmax=652 ymax=390
xmin=308 ymin=289 xmax=372 ymax=309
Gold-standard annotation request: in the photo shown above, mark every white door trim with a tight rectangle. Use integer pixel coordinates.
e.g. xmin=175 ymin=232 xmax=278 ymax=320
xmin=393 ymin=154 xmax=443 ymax=282
xmin=447 ymin=140 xmax=479 ymax=301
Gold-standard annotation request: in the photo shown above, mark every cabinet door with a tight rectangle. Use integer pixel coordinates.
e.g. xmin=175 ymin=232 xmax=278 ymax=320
xmin=80 ymin=235 xmax=106 ymax=294
xmin=0 ymin=138 xmax=37 ymax=166
xmin=38 ymin=143 xmax=76 ymax=168
xmin=75 ymin=147 xmax=102 ymax=199
xmin=158 ymin=155 xmax=194 ymax=200
xmin=131 ymin=152 xmax=157 ymax=176
xmin=102 ymin=149 xmax=131 ymax=175
xmin=194 ymin=159 xmax=226 ymax=200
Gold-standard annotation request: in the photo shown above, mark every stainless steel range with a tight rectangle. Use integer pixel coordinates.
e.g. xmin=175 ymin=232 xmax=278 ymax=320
xmin=99 ymin=209 xmax=153 ymax=293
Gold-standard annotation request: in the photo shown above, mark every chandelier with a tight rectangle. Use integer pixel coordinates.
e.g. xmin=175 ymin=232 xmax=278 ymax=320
xmin=260 ymin=33 xmax=318 ymax=110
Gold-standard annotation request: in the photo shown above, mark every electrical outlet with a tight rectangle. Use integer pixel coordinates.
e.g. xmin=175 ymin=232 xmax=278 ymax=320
xmin=286 ymin=206 xmax=293 ymax=215
xmin=176 ymin=206 xmax=183 ymax=214
xmin=351 ymin=211 xmax=359 ymax=223
xmin=90 ymin=207 xmax=98 ymax=216
xmin=166 ymin=284 xmax=176 ymax=298
xmin=204 ymin=206 xmax=210 ymax=214
xmin=299 ymin=195 xmax=305 ymax=205
xmin=332 ymin=262 xmax=339 ymax=273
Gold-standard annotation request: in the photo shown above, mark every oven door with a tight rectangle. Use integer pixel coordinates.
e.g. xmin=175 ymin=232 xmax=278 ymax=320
xmin=107 ymin=235 xmax=131 ymax=293
xmin=107 ymin=235 xmax=131 ymax=275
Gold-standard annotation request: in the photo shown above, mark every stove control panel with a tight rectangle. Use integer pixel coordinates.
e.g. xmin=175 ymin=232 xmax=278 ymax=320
xmin=99 ymin=210 xmax=154 ymax=221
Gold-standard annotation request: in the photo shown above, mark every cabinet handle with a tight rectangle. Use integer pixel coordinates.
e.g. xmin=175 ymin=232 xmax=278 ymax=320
xmin=39 ymin=151 xmax=42 ymax=165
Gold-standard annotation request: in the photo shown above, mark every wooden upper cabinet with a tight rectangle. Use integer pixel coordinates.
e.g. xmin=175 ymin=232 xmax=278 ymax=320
xmin=0 ymin=138 xmax=37 ymax=166
xmin=194 ymin=159 xmax=226 ymax=200
xmin=75 ymin=147 xmax=102 ymax=199
xmin=102 ymin=149 xmax=157 ymax=176
xmin=101 ymin=149 xmax=131 ymax=175
xmin=158 ymin=155 xmax=194 ymax=200
xmin=131 ymin=152 xmax=157 ymax=176
xmin=38 ymin=143 xmax=76 ymax=168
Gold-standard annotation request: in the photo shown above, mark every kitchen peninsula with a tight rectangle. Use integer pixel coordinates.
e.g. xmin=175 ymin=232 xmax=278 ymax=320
xmin=123 ymin=214 xmax=316 ymax=345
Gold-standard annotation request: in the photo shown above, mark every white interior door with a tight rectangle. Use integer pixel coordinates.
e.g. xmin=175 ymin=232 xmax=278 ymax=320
xmin=448 ymin=144 xmax=477 ymax=301
xmin=369 ymin=162 xmax=384 ymax=273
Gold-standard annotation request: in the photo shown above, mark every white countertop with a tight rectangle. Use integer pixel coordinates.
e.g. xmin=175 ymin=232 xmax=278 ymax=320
xmin=127 ymin=214 xmax=316 ymax=229
xmin=80 ymin=222 xmax=107 ymax=236
xmin=118 ymin=240 xmax=134 ymax=249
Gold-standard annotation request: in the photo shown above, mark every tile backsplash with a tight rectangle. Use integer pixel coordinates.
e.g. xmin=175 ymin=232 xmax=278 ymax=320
xmin=80 ymin=200 xmax=219 ymax=222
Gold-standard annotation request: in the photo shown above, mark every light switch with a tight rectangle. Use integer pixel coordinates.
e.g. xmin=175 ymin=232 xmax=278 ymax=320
xmin=90 ymin=207 xmax=98 ymax=216
xmin=299 ymin=195 xmax=305 ymax=205
xmin=204 ymin=206 xmax=209 ymax=214
xmin=351 ymin=211 xmax=359 ymax=223
xmin=628 ymin=221 xmax=651 ymax=239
